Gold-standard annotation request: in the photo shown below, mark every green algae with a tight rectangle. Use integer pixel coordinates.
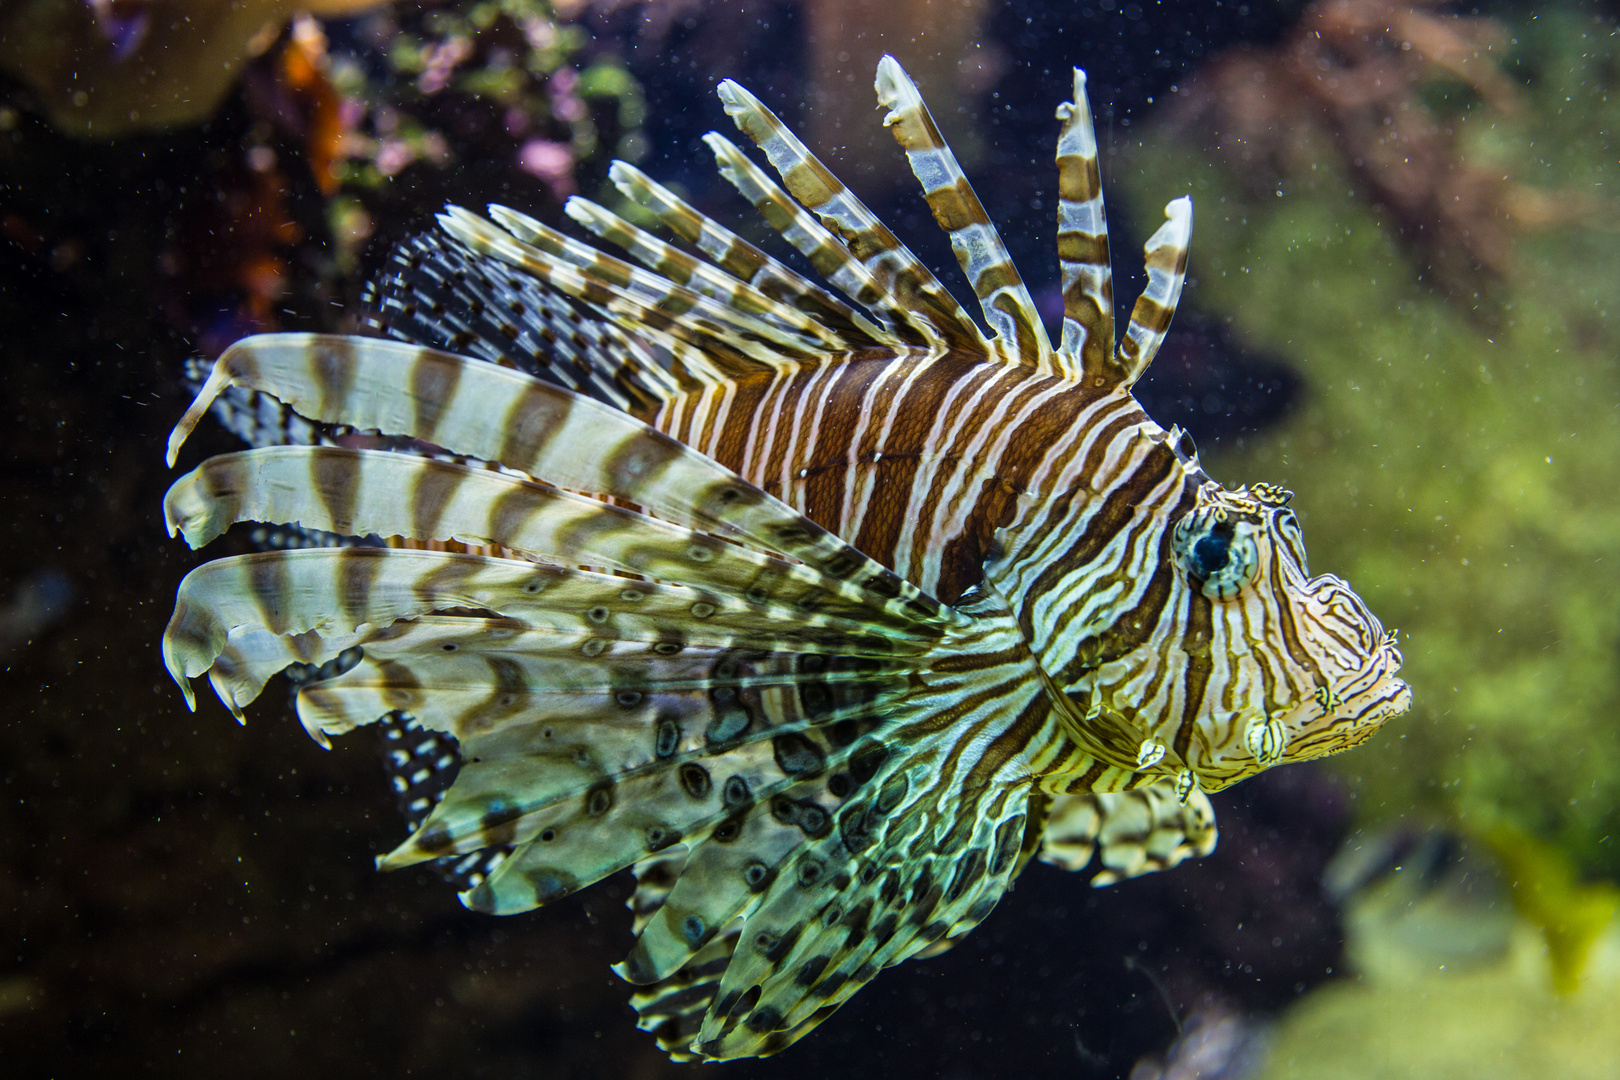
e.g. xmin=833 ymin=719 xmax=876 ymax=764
xmin=1120 ymin=9 xmax=1620 ymax=879
xmin=1479 ymin=819 xmax=1620 ymax=994
xmin=1258 ymin=918 xmax=1620 ymax=1080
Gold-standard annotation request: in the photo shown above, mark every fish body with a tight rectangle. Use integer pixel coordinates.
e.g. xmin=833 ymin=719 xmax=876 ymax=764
xmin=160 ymin=58 xmax=1409 ymax=1061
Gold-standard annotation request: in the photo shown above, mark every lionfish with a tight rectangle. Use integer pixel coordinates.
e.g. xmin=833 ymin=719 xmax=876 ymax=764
xmin=160 ymin=58 xmax=1410 ymax=1060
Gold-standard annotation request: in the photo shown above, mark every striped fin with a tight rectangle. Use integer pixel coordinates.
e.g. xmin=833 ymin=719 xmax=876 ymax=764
xmin=163 ymin=547 xmax=927 ymax=715
xmin=564 ymin=195 xmax=852 ymax=352
xmin=715 ymin=79 xmax=988 ymax=354
xmin=1038 ymin=782 xmax=1217 ymax=885
xmin=361 ymin=229 xmax=681 ymax=411
xmin=384 ymin=600 xmax=1057 ymax=1060
xmin=437 ymin=206 xmax=800 ymax=384
xmin=166 ymin=334 xmax=952 ymax=628
xmin=873 ymin=55 xmax=1052 ymax=367
xmin=704 ymin=133 xmax=935 ymax=347
xmin=606 ymin=161 xmax=893 ymax=348
xmin=624 ymin=851 xmax=761 ymax=1062
xmin=1115 ymin=197 xmax=1192 ymax=387
xmin=1053 ymin=68 xmax=1115 ymax=384
xmin=162 ymin=446 xmax=943 ymax=644
xmin=687 ymin=765 xmax=1034 ymax=1058
xmin=616 ymin=593 xmax=1076 ymax=1059
xmin=242 ymin=547 xmax=1080 ymax=1060
xmin=291 ymin=618 xmax=906 ymax=755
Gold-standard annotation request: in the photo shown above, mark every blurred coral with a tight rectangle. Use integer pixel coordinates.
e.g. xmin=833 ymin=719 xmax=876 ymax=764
xmin=328 ymin=0 xmax=643 ymax=204
xmin=0 ymin=0 xmax=390 ymax=137
xmin=564 ymin=0 xmax=1003 ymax=179
xmin=1 ymin=0 xmax=643 ymax=358
xmin=1167 ymin=0 xmax=1605 ymax=293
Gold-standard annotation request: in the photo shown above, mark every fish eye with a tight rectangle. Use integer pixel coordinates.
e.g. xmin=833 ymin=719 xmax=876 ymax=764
xmin=1172 ymin=510 xmax=1260 ymax=600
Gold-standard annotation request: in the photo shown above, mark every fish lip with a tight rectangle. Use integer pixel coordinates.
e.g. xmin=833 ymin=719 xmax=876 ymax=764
xmin=1292 ymin=651 xmax=1413 ymax=746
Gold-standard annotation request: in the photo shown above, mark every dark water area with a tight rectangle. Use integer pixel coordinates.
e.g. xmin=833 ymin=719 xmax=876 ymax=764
xmin=0 ymin=1 xmax=1514 ymax=1077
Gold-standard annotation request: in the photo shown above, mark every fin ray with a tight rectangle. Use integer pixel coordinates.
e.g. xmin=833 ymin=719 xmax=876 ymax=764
xmin=874 ymin=56 xmax=1051 ymax=366
xmin=716 ymin=79 xmax=988 ymax=354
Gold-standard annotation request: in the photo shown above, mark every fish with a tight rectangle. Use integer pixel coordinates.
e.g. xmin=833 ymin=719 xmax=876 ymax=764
xmin=158 ymin=56 xmax=1411 ymax=1061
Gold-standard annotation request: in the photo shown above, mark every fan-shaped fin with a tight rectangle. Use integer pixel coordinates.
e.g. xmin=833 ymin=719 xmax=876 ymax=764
xmin=605 ymin=161 xmax=892 ymax=347
xmin=1053 ymin=68 xmax=1116 ymax=384
xmin=166 ymin=335 xmax=952 ymax=629
xmin=1115 ymin=198 xmax=1192 ymax=387
xmin=164 ymin=547 xmax=925 ymax=717
xmin=715 ymin=79 xmax=987 ymax=354
xmin=873 ymin=55 xmax=1052 ymax=367
xmin=163 ymin=447 xmax=947 ymax=646
xmin=1038 ymin=780 xmax=1217 ymax=885
xmin=361 ymin=229 xmax=679 ymax=412
xmin=688 ymin=771 xmax=1033 ymax=1059
xmin=282 ymin=607 xmax=926 ymax=891
xmin=293 ymin=618 xmax=905 ymax=747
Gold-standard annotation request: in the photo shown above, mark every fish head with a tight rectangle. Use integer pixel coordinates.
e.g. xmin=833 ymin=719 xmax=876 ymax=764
xmin=1141 ymin=478 xmax=1411 ymax=791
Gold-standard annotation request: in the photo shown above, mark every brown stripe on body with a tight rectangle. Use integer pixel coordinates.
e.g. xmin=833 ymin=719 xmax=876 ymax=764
xmin=704 ymin=373 xmax=771 ymax=484
xmin=796 ymin=359 xmax=892 ymax=538
xmin=876 ymin=358 xmax=1016 ymax=585
xmin=976 ymin=394 xmax=1138 ymax=569
xmin=932 ymin=374 xmax=1107 ymax=538
xmin=961 ymin=690 xmax=1055 ymax=793
xmin=1170 ymin=588 xmax=1214 ymax=763
xmin=841 ymin=354 xmax=991 ymax=575
xmin=1048 ymin=486 xmax=1191 ymax=686
xmin=933 ymin=475 xmax=1020 ymax=604
xmin=1019 ymin=429 xmax=1180 ymax=619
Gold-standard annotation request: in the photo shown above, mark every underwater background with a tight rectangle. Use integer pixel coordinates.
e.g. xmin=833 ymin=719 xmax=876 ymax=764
xmin=1 ymin=0 xmax=1617 ymax=1076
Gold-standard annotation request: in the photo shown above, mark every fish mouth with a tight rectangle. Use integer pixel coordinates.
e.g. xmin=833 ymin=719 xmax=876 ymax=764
xmin=1289 ymin=637 xmax=1412 ymax=759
